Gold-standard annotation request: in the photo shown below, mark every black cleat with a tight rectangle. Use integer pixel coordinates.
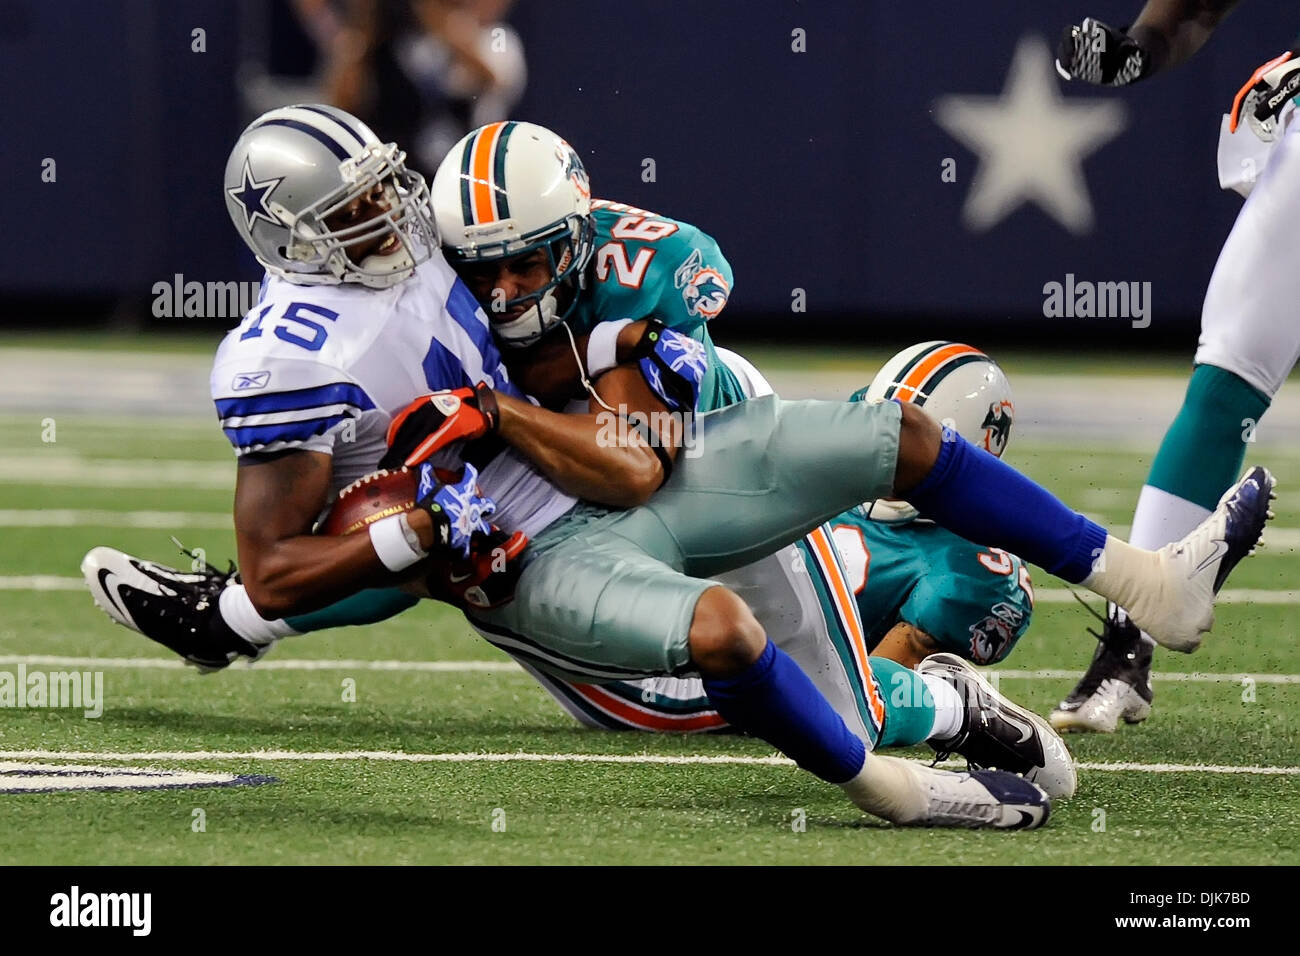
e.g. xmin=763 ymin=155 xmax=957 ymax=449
xmin=1051 ymin=607 xmax=1154 ymax=733
xmin=81 ymin=545 xmax=263 ymax=672
xmin=919 ymin=652 xmax=1077 ymax=799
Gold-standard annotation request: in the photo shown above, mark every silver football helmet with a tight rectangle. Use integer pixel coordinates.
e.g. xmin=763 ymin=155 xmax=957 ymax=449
xmin=223 ymin=104 xmax=438 ymax=289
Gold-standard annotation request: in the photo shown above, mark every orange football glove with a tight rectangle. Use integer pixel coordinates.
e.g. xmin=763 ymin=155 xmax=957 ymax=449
xmin=381 ymin=383 xmax=500 ymax=469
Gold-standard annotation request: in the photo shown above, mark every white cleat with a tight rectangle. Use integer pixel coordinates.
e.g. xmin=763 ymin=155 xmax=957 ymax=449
xmin=850 ymin=753 xmax=1050 ymax=830
xmin=1125 ymin=466 xmax=1275 ymax=653
xmin=909 ymin=763 xmax=1050 ymax=830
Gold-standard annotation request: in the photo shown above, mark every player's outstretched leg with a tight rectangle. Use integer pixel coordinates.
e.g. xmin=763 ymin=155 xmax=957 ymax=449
xmin=891 ymin=405 xmax=1275 ymax=653
xmin=81 ymin=546 xmax=417 ymax=670
xmin=688 ymin=587 xmax=1050 ymax=829
xmin=915 ymin=654 xmax=1076 ymax=799
xmin=672 ymin=396 xmax=1273 ymax=654
xmin=1054 ymin=366 xmax=1270 ymax=731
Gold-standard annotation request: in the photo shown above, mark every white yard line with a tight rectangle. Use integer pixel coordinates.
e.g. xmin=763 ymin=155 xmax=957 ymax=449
xmin=0 ymin=457 xmax=231 ymax=488
xmin=0 ymin=654 xmax=1295 ymax=683
xmin=0 ymin=748 xmax=1296 ymax=775
xmin=0 ymin=654 xmax=517 ymax=672
xmin=1035 ymin=587 xmax=1300 ymax=604
xmin=0 ymin=576 xmax=87 ymax=591
xmin=0 ymin=509 xmax=230 ymax=528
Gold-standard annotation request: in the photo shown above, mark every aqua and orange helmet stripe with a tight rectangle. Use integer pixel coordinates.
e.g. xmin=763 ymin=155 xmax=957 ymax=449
xmin=458 ymin=121 xmax=518 ymax=226
xmin=883 ymin=342 xmax=986 ymax=407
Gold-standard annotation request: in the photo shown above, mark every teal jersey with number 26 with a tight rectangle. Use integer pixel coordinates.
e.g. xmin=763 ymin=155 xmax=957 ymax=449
xmin=568 ymin=199 xmax=746 ymax=413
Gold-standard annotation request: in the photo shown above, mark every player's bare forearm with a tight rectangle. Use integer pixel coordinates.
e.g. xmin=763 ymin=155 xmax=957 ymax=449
xmin=232 ymin=450 xmax=424 ymax=618
xmin=504 ymin=320 xmax=652 ymax=410
xmin=494 ymin=364 xmax=676 ymax=508
xmin=1128 ymin=0 xmax=1243 ymax=74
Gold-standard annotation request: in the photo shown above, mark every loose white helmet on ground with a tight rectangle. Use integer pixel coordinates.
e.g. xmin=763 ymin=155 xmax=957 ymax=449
xmin=430 ymin=120 xmax=594 ymax=347
xmin=223 ymin=104 xmax=438 ymax=289
xmin=853 ymin=341 xmax=1015 ymax=523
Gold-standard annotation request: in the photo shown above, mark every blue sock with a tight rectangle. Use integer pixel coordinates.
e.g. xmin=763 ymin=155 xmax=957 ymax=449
xmin=907 ymin=430 xmax=1108 ymax=583
xmin=702 ymin=640 xmax=866 ymax=783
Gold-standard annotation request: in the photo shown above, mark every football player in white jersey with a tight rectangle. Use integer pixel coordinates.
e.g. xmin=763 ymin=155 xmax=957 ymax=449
xmin=84 ymin=105 xmax=1271 ymax=830
xmin=86 ymin=104 xmax=1058 ymax=828
xmin=1056 ymin=2 xmax=1296 ymax=732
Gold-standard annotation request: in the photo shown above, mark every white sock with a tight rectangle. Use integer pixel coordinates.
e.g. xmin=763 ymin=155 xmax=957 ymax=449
xmin=839 ymin=750 xmax=927 ymax=824
xmin=920 ymin=672 xmax=964 ymax=742
xmin=219 ymin=584 xmax=298 ymax=645
xmin=1129 ymin=484 xmax=1212 ymax=550
xmin=1113 ymin=485 xmax=1211 ymax=647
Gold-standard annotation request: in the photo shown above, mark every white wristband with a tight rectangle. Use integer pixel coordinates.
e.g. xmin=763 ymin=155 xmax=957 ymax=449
xmin=369 ymin=513 xmax=427 ymax=573
xmin=585 ymin=318 xmax=634 ymax=377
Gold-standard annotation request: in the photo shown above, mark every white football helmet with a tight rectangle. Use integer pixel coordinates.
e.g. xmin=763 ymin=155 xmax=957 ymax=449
xmin=223 ymin=104 xmax=438 ymax=289
xmin=854 ymin=341 xmax=1015 ymax=523
xmin=430 ymin=120 xmax=595 ymax=347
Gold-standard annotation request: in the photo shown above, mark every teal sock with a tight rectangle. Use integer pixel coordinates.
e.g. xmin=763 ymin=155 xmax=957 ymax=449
xmin=871 ymin=657 xmax=936 ymax=748
xmin=284 ymin=587 xmax=418 ymax=634
xmin=1147 ymin=364 xmax=1270 ymax=510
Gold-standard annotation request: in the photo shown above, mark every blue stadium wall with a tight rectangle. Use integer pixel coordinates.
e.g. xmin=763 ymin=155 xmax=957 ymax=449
xmin=2 ymin=0 xmax=1292 ymax=342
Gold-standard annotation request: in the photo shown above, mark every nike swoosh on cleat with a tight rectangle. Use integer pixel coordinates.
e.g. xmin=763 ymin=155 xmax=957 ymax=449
xmin=1193 ymin=539 xmax=1230 ymax=576
xmin=448 ymin=570 xmax=473 ymax=584
xmin=1000 ymin=710 xmax=1035 ymax=745
xmin=1013 ymin=810 xmax=1037 ymax=828
xmin=96 ymin=568 xmax=128 ymax=620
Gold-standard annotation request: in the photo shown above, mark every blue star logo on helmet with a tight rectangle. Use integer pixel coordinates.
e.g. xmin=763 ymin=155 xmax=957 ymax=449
xmin=227 ymin=159 xmax=284 ymax=232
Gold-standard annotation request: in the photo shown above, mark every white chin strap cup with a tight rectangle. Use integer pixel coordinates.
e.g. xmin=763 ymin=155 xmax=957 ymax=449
xmin=494 ymin=289 xmax=560 ymax=348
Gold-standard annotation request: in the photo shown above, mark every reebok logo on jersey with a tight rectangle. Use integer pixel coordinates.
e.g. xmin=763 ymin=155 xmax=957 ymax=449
xmin=232 ymin=371 xmax=271 ymax=390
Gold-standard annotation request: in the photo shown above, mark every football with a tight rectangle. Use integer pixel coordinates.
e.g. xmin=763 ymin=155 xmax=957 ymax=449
xmin=318 ymin=468 xmax=418 ymax=537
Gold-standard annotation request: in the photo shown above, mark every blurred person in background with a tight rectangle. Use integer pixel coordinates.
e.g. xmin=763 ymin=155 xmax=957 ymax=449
xmin=305 ymin=0 xmax=525 ymax=171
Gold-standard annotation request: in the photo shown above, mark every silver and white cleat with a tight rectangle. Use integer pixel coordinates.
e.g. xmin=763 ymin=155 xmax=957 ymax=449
xmin=1126 ymin=466 xmax=1275 ymax=652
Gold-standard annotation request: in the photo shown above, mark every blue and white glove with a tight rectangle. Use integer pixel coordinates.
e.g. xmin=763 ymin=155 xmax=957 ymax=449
xmin=416 ymin=461 xmax=496 ymax=560
xmin=632 ymin=320 xmax=709 ymax=412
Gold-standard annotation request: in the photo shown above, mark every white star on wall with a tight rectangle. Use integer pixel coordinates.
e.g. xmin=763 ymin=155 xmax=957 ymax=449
xmin=934 ymin=35 xmax=1128 ymax=234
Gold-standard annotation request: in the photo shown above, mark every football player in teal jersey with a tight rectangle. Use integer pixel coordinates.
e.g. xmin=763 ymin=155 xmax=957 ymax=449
xmin=434 ymin=122 xmax=1034 ymax=675
xmin=424 ymin=122 xmax=1061 ymax=781
xmin=82 ymin=111 xmax=1275 ymax=827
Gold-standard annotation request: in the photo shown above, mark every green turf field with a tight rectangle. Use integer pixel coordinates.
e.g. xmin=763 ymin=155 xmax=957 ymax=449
xmin=0 ymin=352 xmax=1298 ymax=865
